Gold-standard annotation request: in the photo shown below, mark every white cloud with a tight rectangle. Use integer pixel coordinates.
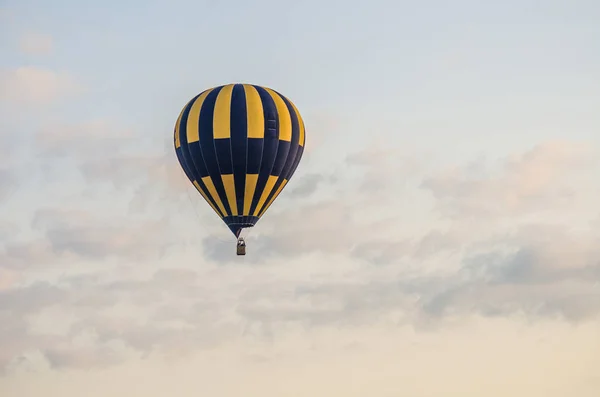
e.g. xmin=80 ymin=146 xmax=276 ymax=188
xmin=2 ymin=318 xmax=599 ymax=397
xmin=18 ymin=33 xmax=54 ymax=56
xmin=421 ymin=140 xmax=599 ymax=219
xmin=0 ymin=66 xmax=82 ymax=105
xmin=0 ymin=268 xmax=19 ymax=291
xmin=36 ymin=120 xmax=134 ymax=156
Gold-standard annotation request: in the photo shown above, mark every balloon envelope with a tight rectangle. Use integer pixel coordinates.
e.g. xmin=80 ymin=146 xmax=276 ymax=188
xmin=174 ymin=83 xmax=306 ymax=237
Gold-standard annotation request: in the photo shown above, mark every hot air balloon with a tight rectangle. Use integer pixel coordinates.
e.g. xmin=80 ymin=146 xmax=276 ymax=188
xmin=173 ymin=83 xmax=306 ymax=256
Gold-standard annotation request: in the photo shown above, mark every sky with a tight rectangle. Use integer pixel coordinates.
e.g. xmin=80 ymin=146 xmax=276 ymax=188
xmin=1 ymin=0 xmax=600 ymax=396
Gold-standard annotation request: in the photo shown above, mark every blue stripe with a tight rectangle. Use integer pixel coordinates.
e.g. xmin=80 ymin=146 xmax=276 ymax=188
xmin=288 ymin=145 xmax=304 ymax=180
xmin=270 ymin=141 xmax=291 ymax=177
xmin=246 ymin=138 xmax=263 ymax=174
xmin=214 ymin=139 xmax=233 ymax=174
xmin=230 ymin=84 xmax=248 ymax=214
xmin=174 ymin=145 xmax=194 ymax=184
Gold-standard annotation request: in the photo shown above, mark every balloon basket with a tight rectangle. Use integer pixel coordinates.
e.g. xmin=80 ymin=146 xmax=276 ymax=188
xmin=236 ymin=238 xmax=246 ymax=256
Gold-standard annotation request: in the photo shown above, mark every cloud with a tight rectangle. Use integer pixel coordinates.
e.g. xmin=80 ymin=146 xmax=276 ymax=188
xmin=243 ymin=224 xmax=600 ymax=330
xmin=0 ymin=132 xmax=19 ymax=203
xmin=421 ymin=140 xmax=598 ymax=219
xmin=78 ymin=152 xmax=188 ymax=205
xmin=3 ymin=219 xmax=599 ymax=373
xmin=202 ymin=198 xmax=398 ymax=263
xmin=345 ymin=144 xmax=423 ymax=193
xmin=299 ymin=111 xmax=340 ymax=154
xmin=1 ymin=208 xmax=177 ymax=269
xmin=36 ymin=119 xmax=134 ymax=159
xmin=34 ymin=119 xmax=189 ymax=212
xmin=350 ymin=229 xmax=464 ymax=266
xmin=203 ymin=140 xmax=600 ymax=264
xmin=0 ymin=266 xmax=238 ymax=372
xmin=3 ymin=130 xmax=599 ymax=376
xmin=201 ymin=144 xmax=428 ymax=263
xmin=0 ymin=284 xmax=71 ymax=370
xmin=79 ymin=148 xmax=190 ymax=214
xmin=18 ymin=33 xmax=54 ymax=56
xmin=201 ymin=141 xmax=600 ymax=334
xmin=287 ymin=173 xmax=336 ymax=198
xmin=42 ymin=345 xmax=126 ymax=370
xmin=0 ymin=168 xmax=16 ymax=202
xmin=0 ymin=66 xmax=82 ymax=105
xmin=0 ymin=268 xmax=19 ymax=291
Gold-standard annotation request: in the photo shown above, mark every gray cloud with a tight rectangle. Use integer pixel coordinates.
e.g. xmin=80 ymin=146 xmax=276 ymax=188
xmin=43 ymin=345 xmax=124 ymax=370
xmin=1 ymin=240 xmax=57 ymax=270
xmin=1 ymin=208 xmax=178 ymax=269
xmin=351 ymin=229 xmax=466 ymax=265
xmin=202 ymin=207 xmax=460 ymax=267
xmin=0 ymin=282 xmax=66 ymax=370
xmin=419 ymin=225 xmax=600 ymax=321
xmin=0 ymin=131 xmax=17 ymax=202
xmin=287 ymin=173 xmax=336 ymax=198
xmin=238 ymin=232 xmax=600 ymax=331
xmin=0 ymin=282 xmax=67 ymax=314
xmin=0 ymin=168 xmax=16 ymax=202
xmin=0 ymin=267 xmax=240 ymax=372
xmin=202 ymin=199 xmax=388 ymax=263
xmin=421 ymin=141 xmax=598 ymax=218
xmin=0 ymin=221 xmax=17 ymax=243
xmin=3 ymin=220 xmax=599 ymax=374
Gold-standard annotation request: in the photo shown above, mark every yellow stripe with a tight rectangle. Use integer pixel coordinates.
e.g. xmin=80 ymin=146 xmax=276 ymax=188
xmin=253 ymin=175 xmax=278 ymax=216
xmin=193 ymin=180 xmax=223 ymax=218
xmin=186 ymin=89 xmax=213 ymax=144
xmin=221 ymin=174 xmax=237 ymax=216
xmin=288 ymin=99 xmax=305 ymax=147
xmin=258 ymin=178 xmax=288 ymax=218
xmin=201 ymin=176 xmax=227 ymax=216
xmin=264 ymin=87 xmax=292 ymax=142
xmin=243 ymin=85 xmax=264 ymax=139
xmin=213 ymin=84 xmax=234 ymax=139
xmin=243 ymin=174 xmax=259 ymax=215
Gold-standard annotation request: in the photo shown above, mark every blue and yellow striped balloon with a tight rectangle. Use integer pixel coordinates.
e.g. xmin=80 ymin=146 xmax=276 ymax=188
xmin=174 ymin=83 xmax=306 ymax=238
